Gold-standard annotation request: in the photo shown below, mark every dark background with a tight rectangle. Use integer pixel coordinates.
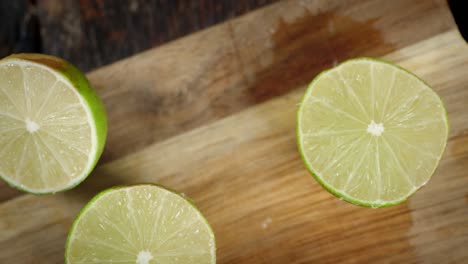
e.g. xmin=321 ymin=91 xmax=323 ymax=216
xmin=0 ymin=0 xmax=278 ymax=72
xmin=0 ymin=0 xmax=466 ymax=72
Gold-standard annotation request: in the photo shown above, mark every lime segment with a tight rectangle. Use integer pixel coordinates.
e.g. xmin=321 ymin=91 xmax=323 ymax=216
xmin=66 ymin=185 xmax=216 ymax=264
xmin=297 ymin=58 xmax=449 ymax=207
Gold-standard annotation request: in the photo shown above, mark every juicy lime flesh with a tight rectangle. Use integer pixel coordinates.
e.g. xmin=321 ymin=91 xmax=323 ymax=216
xmin=0 ymin=60 xmax=93 ymax=193
xmin=298 ymin=58 xmax=448 ymax=207
xmin=66 ymin=185 xmax=216 ymax=264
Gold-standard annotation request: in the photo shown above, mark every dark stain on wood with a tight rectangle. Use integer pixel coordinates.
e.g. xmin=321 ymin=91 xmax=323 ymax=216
xmin=246 ymin=11 xmax=396 ymax=103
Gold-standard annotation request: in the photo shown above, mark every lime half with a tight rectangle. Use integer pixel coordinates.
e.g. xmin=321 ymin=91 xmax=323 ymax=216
xmin=0 ymin=53 xmax=107 ymax=194
xmin=297 ymin=58 xmax=449 ymax=207
xmin=66 ymin=185 xmax=216 ymax=264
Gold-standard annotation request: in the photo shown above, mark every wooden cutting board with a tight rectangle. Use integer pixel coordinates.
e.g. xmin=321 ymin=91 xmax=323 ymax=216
xmin=1 ymin=0 xmax=467 ymax=263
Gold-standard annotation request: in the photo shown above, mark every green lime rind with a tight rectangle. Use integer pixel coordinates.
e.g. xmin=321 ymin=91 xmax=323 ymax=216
xmin=296 ymin=57 xmax=449 ymax=208
xmin=65 ymin=183 xmax=216 ymax=264
xmin=0 ymin=53 xmax=107 ymax=195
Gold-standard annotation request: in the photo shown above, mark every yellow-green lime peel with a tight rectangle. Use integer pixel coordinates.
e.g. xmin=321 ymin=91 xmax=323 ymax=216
xmin=0 ymin=53 xmax=107 ymax=194
xmin=297 ymin=58 xmax=449 ymax=207
xmin=66 ymin=184 xmax=216 ymax=264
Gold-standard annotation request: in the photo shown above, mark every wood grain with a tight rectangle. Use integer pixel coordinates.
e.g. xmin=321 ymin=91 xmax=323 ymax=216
xmin=1 ymin=29 xmax=467 ymax=263
xmin=0 ymin=0 xmax=467 ymax=263
xmin=3 ymin=0 xmax=455 ymax=203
